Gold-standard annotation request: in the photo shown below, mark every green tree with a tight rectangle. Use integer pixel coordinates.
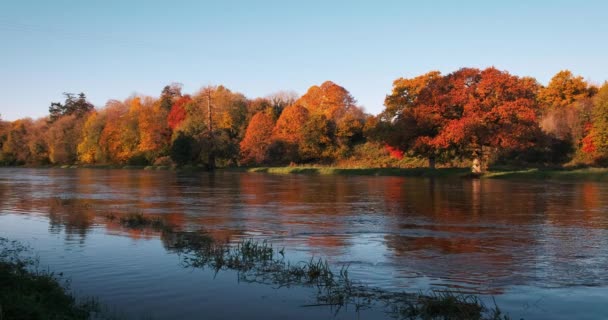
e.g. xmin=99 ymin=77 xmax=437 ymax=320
xmin=299 ymin=114 xmax=335 ymax=162
xmin=588 ymin=83 xmax=608 ymax=161
xmin=159 ymin=83 xmax=183 ymax=111
xmin=49 ymin=93 xmax=94 ymax=122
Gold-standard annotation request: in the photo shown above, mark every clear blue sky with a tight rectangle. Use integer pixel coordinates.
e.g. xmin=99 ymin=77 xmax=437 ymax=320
xmin=1 ymin=0 xmax=607 ymax=120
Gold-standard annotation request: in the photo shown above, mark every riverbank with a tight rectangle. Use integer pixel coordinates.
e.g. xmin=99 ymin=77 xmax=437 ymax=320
xmin=0 ymin=238 xmax=97 ymax=320
xmin=1 ymin=225 xmax=509 ymax=320
xmin=4 ymin=164 xmax=608 ymax=181
xmin=233 ymin=166 xmax=608 ymax=181
xmin=233 ymin=166 xmax=470 ymax=177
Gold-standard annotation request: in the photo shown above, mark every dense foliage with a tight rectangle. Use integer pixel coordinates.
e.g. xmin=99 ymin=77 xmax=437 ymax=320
xmin=1 ymin=69 xmax=606 ymax=170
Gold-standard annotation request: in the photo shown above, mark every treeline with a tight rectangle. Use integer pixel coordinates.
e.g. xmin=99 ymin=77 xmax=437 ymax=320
xmin=1 ymin=68 xmax=607 ymax=171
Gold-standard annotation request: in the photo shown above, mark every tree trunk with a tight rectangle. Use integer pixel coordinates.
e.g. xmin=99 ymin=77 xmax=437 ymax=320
xmin=428 ymin=156 xmax=436 ymax=169
xmin=471 ymin=148 xmax=483 ymax=174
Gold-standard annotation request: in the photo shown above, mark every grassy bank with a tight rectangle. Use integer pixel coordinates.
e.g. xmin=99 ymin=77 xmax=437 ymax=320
xmin=234 ymin=165 xmax=608 ymax=181
xmin=484 ymin=167 xmax=608 ymax=181
xmin=0 ymin=238 xmax=97 ymax=320
xmin=234 ymin=166 xmax=470 ymax=177
xmin=8 ymin=163 xmax=608 ymax=181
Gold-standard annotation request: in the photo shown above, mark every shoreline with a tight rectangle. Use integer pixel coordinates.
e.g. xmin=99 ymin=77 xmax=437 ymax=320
xmin=2 ymin=164 xmax=608 ymax=181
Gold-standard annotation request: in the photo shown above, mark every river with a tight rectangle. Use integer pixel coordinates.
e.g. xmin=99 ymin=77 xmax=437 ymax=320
xmin=0 ymin=168 xmax=607 ymax=319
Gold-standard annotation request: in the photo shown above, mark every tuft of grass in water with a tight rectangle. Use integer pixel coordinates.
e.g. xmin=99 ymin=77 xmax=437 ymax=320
xmin=392 ymin=291 xmax=509 ymax=320
xmin=0 ymin=238 xmax=99 ymax=320
xmin=101 ymin=213 xmax=511 ymax=320
xmin=176 ymin=235 xmax=509 ymax=319
xmin=105 ymin=212 xmax=169 ymax=231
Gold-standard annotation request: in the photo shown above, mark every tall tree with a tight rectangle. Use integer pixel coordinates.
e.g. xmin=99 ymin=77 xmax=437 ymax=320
xmin=239 ymin=111 xmax=275 ymax=165
xmin=379 ymin=71 xmax=447 ymax=168
xmin=77 ymin=111 xmax=107 ymax=164
xmin=586 ymin=83 xmax=608 ymax=161
xmin=270 ymin=104 xmax=310 ymax=163
xmin=167 ymin=95 xmax=191 ymax=130
xmin=49 ymin=92 xmax=94 ymax=122
xmin=266 ymin=91 xmax=299 ymax=117
xmin=1 ymin=119 xmax=33 ymax=164
xmin=538 ymin=70 xmax=595 ymax=110
xmin=138 ymin=96 xmax=171 ymax=162
xmin=432 ymin=68 xmax=541 ymax=172
xmin=159 ymin=83 xmax=183 ymax=111
xmin=46 ymin=114 xmax=84 ymax=164
xmin=98 ymin=99 xmax=140 ymax=164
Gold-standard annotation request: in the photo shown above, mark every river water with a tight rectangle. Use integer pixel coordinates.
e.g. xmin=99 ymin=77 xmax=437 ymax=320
xmin=0 ymin=168 xmax=607 ymax=319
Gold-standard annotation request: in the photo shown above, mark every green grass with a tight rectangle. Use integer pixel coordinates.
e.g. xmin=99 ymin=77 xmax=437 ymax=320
xmin=0 ymin=238 xmax=98 ymax=320
xmin=236 ymin=165 xmax=608 ymax=181
xmin=484 ymin=167 xmax=608 ymax=181
xmin=235 ymin=166 xmax=470 ymax=178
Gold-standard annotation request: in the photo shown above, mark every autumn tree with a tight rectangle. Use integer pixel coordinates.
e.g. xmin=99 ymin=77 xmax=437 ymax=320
xmin=138 ymin=96 xmax=171 ymax=162
xmin=77 ymin=111 xmax=107 ymax=164
xmin=49 ymin=92 xmax=94 ymax=122
xmin=538 ymin=70 xmax=595 ymax=110
xmin=432 ymin=68 xmax=541 ymax=172
xmin=586 ymin=83 xmax=608 ymax=162
xmin=296 ymin=81 xmax=356 ymax=120
xmin=1 ymin=119 xmax=33 ymax=164
xmin=299 ymin=114 xmax=335 ymax=162
xmin=379 ymin=71 xmax=446 ymax=168
xmin=98 ymin=99 xmax=140 ymax=164
xmin=26 ymin=119 xmax=50 ymax=164
xmin=270 ymin=104 xmax=310 ymax=163
xmin=279 ymin=81 xmax=365 ymax=162
xmin=239 ymin=111 xmax=275 ymax=165
xmin=267 ymin=91 xmax=298 ymax=117
xmin=46 ymin=114 xmax=84 ymax=164
xmin=0 ymin=116 xmax=6 ymax=164
xmin=168 ymin=85 xmax=246 ymax=168
xmin=537 ymin=71 xmax=597 ymax=163
xmin=167 ymin=95 xmax=191 ymax=130
xmin=159 ymin=83 xmax=182 ymax=111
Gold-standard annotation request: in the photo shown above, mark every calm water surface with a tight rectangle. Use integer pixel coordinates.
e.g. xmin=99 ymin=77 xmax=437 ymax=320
xmin=1 ymin=168 xmax=607 ymax=319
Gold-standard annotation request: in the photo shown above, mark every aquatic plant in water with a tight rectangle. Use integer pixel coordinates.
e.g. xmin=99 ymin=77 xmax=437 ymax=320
xmin=105 ymin=213 xmax=510 ymax=320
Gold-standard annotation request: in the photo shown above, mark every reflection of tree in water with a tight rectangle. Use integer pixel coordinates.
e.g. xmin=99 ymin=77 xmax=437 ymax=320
xmin=47 ymin=198 xmax=96 ymax=243
xmin=4 ymin=169 xmax=608 ymax=303
xmin=238 ymin=173 xmax=356 ymax=257
xmin=381 ymin=178 xmax=608 ymax=292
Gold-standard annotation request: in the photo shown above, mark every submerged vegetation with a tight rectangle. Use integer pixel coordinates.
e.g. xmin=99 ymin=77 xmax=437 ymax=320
xmin=99 ymin=212 xmax=510 ymax=320
xmin=0 ymin=238 xmax=98 ymax=320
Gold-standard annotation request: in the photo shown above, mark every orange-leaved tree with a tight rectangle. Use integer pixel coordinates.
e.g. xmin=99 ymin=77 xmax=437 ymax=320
xmin=379 ymin=71 xmax=446 ymax=168
xmin=239 ymin=111 xmax=275 ymax=165
xmin=432 ymin=67 xmax=541 ymax=172
xmin=270 ymin=104 xmax=310 ymax=163
xmin=167 ymin=95 xmax=191 ymax=131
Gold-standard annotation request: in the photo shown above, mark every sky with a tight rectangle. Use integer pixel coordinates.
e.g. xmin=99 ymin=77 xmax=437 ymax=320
xmin=1 ymin=0 xmax=607 ymax=120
